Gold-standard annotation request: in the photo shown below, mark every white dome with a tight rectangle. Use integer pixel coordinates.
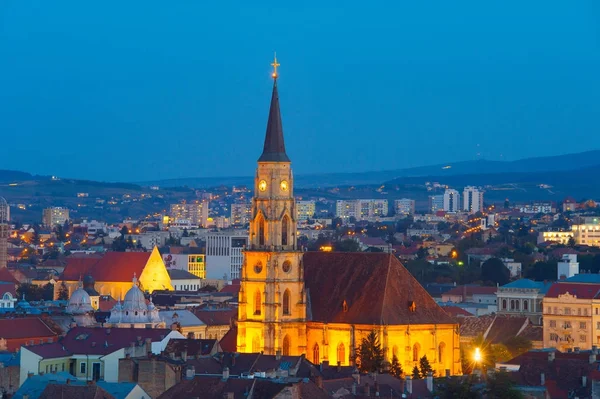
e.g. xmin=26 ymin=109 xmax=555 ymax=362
xmin=123 ymin=282 xmax=147 ymax=313
xmin=66 ymin=287 xmax=94 ymax=314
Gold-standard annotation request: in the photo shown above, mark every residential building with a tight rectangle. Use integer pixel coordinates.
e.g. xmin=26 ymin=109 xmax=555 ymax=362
xmin=230 ymin=203 xmax=252 ymax=226
xmin=0 ymin=282 xmax=17 ymax=309
xmin=296 ymin=200 xmax=316 ymax=221
xmin=168 ymin=269 xmax=202 ymax=291
xmin=443 ymin=189 xmax=460 ymax=213
xmin=519 ymin=202 xmax=554 ymax=214
xmin=0 ymin=317 xmax=60 ymax=352
xmin=236 ymin=68 xmax=461 ymax=376
xmin=428 ymin=195 xmax=444 ymax=213
xmin=542 ymin=279 xmax=600 ymax=351
xmin=394 ymin=198 xmax=415 ymax=216
xmin=558 ymin=254 xmax=579 ymax=280
xmin=563 ymin=197 xmax=578 ymax=212
xmin=335 ymin=199 xmax=388 ymax=222
xmin=169 ymin=200 xmax=209 ymax=227
xmin=442 ymin=285 xmax=497 ymax=305
xmin=539 ymin=230 xmax=573 ymax=245
xmin=0 ymin=197 xmax=8 ymax=269
xmin=462 ymin=186 xmax=483 ymax=213
xmin=205 ymin=231 xmax=248 ymax=280
xmin=497 ymin=279 xmax=552 ymax=324
xmin=19 ymin=327 xmax=184 ymax=385
xmin=501 ymin=258 xmax=522 ymax=278
xmin=162 ymin=251 xmax=206 ymax=279
xmin=42 ymin=207 xmax=69 ymax=228
xmin=159 ymin=311 xmax=208 ymax=339
xmin=572 ymin=224 xmax=600 ymax=247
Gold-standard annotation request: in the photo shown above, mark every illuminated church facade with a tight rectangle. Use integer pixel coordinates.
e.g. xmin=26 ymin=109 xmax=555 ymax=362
xmin=236 ymin=58 xmax=462 ymax=375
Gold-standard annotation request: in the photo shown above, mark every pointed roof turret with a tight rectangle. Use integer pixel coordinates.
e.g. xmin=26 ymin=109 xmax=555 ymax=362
xmin=258 ymin=54 xmax=290 ymax=163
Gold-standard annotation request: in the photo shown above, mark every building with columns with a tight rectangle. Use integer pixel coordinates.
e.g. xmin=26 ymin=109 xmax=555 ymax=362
xmin=236 ymin=59 xmax=461 ymax=376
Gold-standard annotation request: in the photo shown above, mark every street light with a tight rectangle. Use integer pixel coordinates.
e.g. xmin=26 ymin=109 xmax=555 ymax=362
xmin=473 ymin=347 xmax=481 ymax=363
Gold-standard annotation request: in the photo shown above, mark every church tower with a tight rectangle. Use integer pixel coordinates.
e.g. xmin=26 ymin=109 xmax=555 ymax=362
xmin=237 ymin=56 xmax=307 ymax=356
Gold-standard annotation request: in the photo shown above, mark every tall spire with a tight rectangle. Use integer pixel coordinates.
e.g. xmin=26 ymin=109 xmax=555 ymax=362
xmin=258 ymin=53 xmax=290 ymax=163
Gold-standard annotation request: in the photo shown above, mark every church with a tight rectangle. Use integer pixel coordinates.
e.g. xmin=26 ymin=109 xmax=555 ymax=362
xmin=236 ymin=57 xmax=462 ymax=376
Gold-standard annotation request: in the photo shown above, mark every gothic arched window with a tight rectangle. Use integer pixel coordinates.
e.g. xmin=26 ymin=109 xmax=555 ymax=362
xmin=313 ymin=343 xmax=320 ymax=365
xmin=413 ymin=343 xmax=420 ymax=362
xmin=281 ymin=215 xmax=289 ymax=246
xmin=258 ymin=216 xmax=265 ymax=246
xmin=438 ymin=342 xmax=446 ymax=364
xmin=254 ymin=291 xmax=262 ymax=316
xmin=283 ymin=335 xmax=291 ymax=356
xmin=283 ymin=290 xmax=291 ymax=316
xmin=337 ymin=342 xmax=345 ymax=365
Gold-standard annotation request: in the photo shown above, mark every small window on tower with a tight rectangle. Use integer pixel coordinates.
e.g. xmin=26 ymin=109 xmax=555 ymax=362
xmin=408 ymin=301 xmax=416 ymax=312
xmin=342 ymin=300 xmax=348 ymax=312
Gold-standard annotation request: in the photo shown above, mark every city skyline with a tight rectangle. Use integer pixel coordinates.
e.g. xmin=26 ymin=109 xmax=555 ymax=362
xmin=1 ymin=2 xmax=599 ymax=182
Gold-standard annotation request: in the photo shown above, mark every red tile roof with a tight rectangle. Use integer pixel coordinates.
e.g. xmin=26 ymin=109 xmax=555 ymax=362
xmin=219 ymin=280 xmax=240 ymax=294
xmin=0 ymin=317 xmax=60 ymax=351
xmin=219 ymin=326 xmax=237 ymax=352
xmin=443 ymin=306 xmax=473 ymax=317
xmin=545 ymin=282 xmax=600 ymax=299
xmin=40 ymin=384 xmax=115 ymax=399
xmin=0 ymin=283 xmax=16 ymax=297
xmin=57 ymin=326 xmax=173 ymax=356
xmin=194 ymin=309 xmax=236 ymax=326
xmin=63 ymin=252 xmax=153 ymax=283
xmin=25 ymin=342 xmax=72 ymax=358
xmin=62 ymin=257 xmax=100 ymax=281
xmin=0 ymin=268 xmax=18 ymax=284
xmin=91 ymin=252 xmax=151 ymax=282
xmin=303 ymin=252 xmax=455 ymax=325
xmin=443 ymin=285 xmax=497 ymax=297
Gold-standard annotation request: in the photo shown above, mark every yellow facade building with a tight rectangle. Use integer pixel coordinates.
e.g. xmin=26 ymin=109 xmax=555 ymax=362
xmin=59 ymin=247 xmax=173 ymax=300
xmin=236 ymin=59 xmax=461 ymax=375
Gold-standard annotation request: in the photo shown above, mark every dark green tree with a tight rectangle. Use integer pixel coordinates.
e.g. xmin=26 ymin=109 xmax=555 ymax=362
xmin=17 ymin=283 xmax=44 ymax=301
xmin=354 ymin=331 xmax=384 ymax=373
xmin=437 ymin=376 xmax=481 ymax=399
xmin=412 ymin=366 xmax=422 ymax=380
xmin=120 ymin=225 xmax=129 ymax=237
xmin=58 ymin=281 xmax=69 ymax=300
xmin=42 ymin=283 xmax=54 ymax=301
xmin=335 ymin=239 xmax=361 ymax=252
xmin=504 ymin=336 xmax=532 ymax=358
xmin=419 ymin=355 xmax=434 ymax=378
xmin=485 ymin=370 xmax=523 ymax=399
xmin=481 ymin=257 xmax=510 ymax=285
xmin=182 ymin=228 xmax=189 ymax=237
xmin=389 ymin=354 xmax=403 ymax=378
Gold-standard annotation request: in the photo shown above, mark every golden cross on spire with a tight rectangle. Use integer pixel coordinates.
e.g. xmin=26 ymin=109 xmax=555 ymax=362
xmin=271 ymin=52 xmax=280 ymax=79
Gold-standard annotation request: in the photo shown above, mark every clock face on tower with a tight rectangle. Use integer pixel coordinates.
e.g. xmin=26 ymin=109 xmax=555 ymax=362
xmin=280 ymin=180 xmax=288 ymax=192
xmin=259 ymin=180 xmax=267 ymax=192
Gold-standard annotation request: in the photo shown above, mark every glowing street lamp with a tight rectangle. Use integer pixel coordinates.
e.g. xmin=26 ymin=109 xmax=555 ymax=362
xmin=474 ymin=347 xmax=482 ymax=363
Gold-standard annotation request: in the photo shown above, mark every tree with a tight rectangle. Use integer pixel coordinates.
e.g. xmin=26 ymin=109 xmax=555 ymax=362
xmin=412 ymin=366 xmax=421 ymax=379
xmin=481 ymin=257 xmax=510 ymax=286
xmin=437 ymin=376 xmax=481 ymax=399
xmin=354 ymin=331 xmax=384 ymax=373
xmin=389 ymin=355 xmax=403 ymax=378
xmin=335 ymin=239 xmax=361 ymax=252
xmin=568 ymin=236 xmax=576 ymax=248
xmin=58 ymin=281 xmax=69 ymax=300
xmin=182 ymin=228 xmax=189 ymax=237
xmin=17 ymin=283 xmax=44 ymax=302
xmin=120 ymin=226 xmax=129 ymax=237
xmin=419 ymin=355 xmax=434 ymax=378
xmin=485 ymin=370 xmax=523 ymax=399
xmin=504 ymin=336 xmax=532 ymax=358
xmin=42 ymin=283 xmax=54 ymax=301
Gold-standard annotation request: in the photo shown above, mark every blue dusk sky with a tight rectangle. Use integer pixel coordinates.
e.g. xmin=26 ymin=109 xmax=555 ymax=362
xmin=0 ymin=1 xmax=598 ymax=182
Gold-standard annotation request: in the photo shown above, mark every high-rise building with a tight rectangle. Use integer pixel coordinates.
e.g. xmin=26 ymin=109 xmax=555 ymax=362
xmin=230 ymin=203 xmax=252 ymax=226
xmin=335 ymin=199 xmax=388 ymax=222
xmin=463 ymin=186 xmax=484 ymax=213
xmin=0 ymin=197 xmax=8 ymax=269
xmin=296 ymin=200 xmax=316 ymax=221
xmin=429 ymin=195 xmax=444 ymax=213
xmin=205 ymin=231 xmax=248 ymax=280
xmin=42 ymin=207 xmax=69 ymax=228
xmin=169 ymin=200 xmax=209 ymax=227
xmin=443 ymin=189 xmax=460 ymax=213
xmin=394 ymin=198 xmax=415 ymax=216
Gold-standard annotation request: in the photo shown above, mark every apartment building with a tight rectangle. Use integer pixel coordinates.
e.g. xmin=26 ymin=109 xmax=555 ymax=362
xmin=230 ymin=203 xmax=252 ymax=226
xmin=169 ymin=200 xmax=209 ymax=227
xmin=205 ymin=230 xmax=248 ymax=280
xmin=463 ymin=186 xmax=484 ymax=213
xmin=42 ymin=207 xmax=69 ymax=228
xmin=394 ymin=198 xmax=415 ymax=216
xmin=335 ymin=199 xmax=388 ymax=222
xmin=296 ymin=200 xmax=316 ymax=221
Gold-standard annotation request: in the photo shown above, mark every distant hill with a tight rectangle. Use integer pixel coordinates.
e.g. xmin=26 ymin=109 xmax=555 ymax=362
xmin=139 ymin=149 xmax=600 ymax=189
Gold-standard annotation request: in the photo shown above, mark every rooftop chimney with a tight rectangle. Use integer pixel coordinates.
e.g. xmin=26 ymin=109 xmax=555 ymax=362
xmin=182 ymin=350 xmax=188 ymax=362
xmin=352 ymin=382 xmax=357 ymax=395
xmin=426 ymin=372 xmax=434 ymax=392
xmin=276 ymin=350 xmax=281 ymax=361
xmin=548 ymin=351 xmax=555 ymax=362
xmin=445 ymin=369 xmax=451 ymax=378
xmin=541 ymin=372 xmax=545 ymax=386
xmin=374 ymin=381 xmax=380 ymax=396
xmin=185 ymin=366 xmax=195 ymax=380
xmin=365 ymin=382 xmax=370 ymax=397
xmin=590 ymin=353 xmax=596 ymax=364
xmin=222 ymin=366 xmax=229 ymax=381
xmin=582 ymin=375 xmax=587 ymax=387
xmin=405 ymin=376 xmax=413 ymax=394
xmin=337 ymin=361 xmax=341 ymax=372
